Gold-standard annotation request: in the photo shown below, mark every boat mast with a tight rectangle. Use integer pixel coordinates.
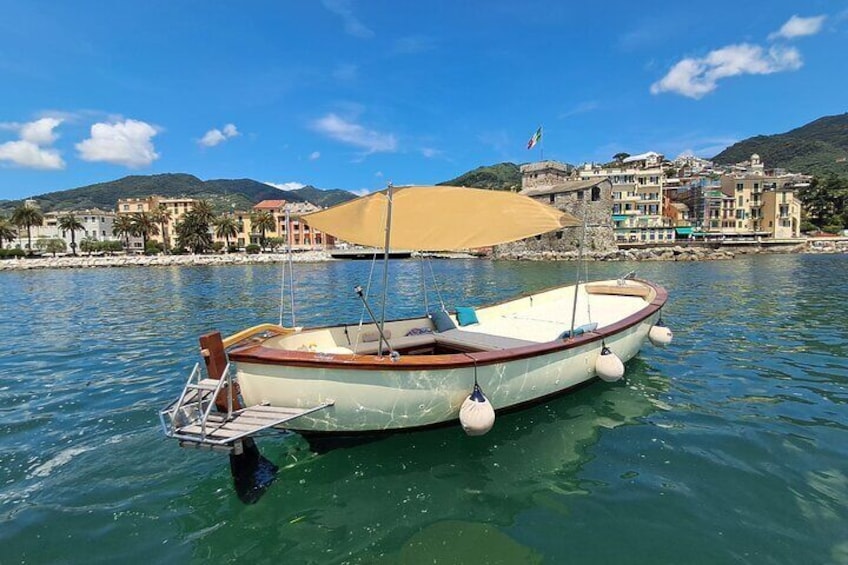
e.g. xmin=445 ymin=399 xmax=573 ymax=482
xmin=378 ymin=183 xmax=394 ymax=350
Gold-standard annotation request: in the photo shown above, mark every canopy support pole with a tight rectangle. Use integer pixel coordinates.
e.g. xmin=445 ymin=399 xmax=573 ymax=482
xmin=379 ymin=183 xmax=394 ymax=340
xmin=569 ymin=197 xmax=589 ymax=337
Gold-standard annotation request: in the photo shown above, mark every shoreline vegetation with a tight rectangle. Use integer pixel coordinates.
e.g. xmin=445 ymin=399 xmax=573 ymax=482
xmin=0 ymin=239 xmax=845 ymax=272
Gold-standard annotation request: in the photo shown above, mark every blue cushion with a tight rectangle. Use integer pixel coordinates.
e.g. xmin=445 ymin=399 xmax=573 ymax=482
xmin=455 ymin=306 xmax=479 ymax=327
xmin=558 ymin=322 xmax=598 ymax=339
xmin=429 ymin=310 xmax=456 ymax=332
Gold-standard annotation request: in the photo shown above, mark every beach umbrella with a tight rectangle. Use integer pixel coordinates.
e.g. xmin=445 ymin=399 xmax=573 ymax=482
xmin=302 ymin=185 xmax=581 ymax=252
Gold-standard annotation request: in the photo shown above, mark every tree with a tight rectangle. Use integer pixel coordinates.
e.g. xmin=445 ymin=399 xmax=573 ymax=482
xmin=130 ymin=211 xmax=159 ymax=252
xmin=250 ymin=210 xmax=275 ymax=249
xmin=613 ymin=152 xmax=630 ymax=163
xmin=36 ymin=237 xmax=66 ymax=257
xmin=57 ymin=212 xmax=85 ymax=256
xmin=192 ymin=200 xmax=215 ymax=224
xmin=11 ymin=203 xmax=44 ymax=255
xmin=112 ymin=215 xmax=135 ymax=250
xmin=152 ymin=204 xmax=172 ymax=253
xmin=0 ymin=216 xmax=16 ymax=250
xmin=214 ymin=214 xmax=240 ymax=251
xmin=80 ymin=236 xmax=97 ymax=255
xmin=175 ymin=209 xmax=213 ymax=253
xmin=799 ymin=174 xmax=848 ymax=228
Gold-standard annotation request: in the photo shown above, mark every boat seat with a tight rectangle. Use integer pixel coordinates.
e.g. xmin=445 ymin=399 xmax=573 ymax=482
xmin=434 ymin=329 xmax=537 ymax=351
xmin=353 ymin=333 xmax=437 ymax=355
xmin=585 ymin=283 xmax=650 ymax=298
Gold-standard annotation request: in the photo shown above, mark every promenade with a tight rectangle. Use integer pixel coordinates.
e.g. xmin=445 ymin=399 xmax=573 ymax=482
xmin=0 ymin=239 xmax=844 ymax=271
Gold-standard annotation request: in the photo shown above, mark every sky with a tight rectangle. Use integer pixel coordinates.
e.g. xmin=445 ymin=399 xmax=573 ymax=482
xmin=0 ymin=0 xmax=846 ymax=202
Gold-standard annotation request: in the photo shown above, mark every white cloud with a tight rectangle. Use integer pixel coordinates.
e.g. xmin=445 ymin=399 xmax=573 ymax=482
xmin=76 ymin=119 xmax=159 ymax=167
xmin=20 ymin=117 xmax=63 ymax=145
xmin=0 ymin=140 xmax=64 ymax=169
xmin=420 ymin=147 xmax=441 ymax=158
xmin=0 ymin=117 xmax=65 ymax=169
xmin=312 ymin=113 xmax=397 ymax=153
xmin=650 ymin=43 xmax=802 ymax=98
xmin=309 ymin=151 xmax=321 ymax=160
xmin=264 ymin=181 xmax=306 ymax=191
xmin=321 ymin=0 xmax=373 ymax=39
xmin=200 ymin=123 xmax=239 ymax=147
xmin=769 ymin=15 xmax=826 ymax=41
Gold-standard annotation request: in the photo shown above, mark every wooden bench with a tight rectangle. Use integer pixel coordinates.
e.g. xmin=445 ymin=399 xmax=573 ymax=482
xmin=584 ymin=284 xmax=651 ymax=298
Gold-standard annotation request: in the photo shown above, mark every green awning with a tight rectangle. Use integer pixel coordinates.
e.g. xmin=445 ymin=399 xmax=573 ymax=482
xmin=675 ymin=227 xmax=694 ymax=235
xmin=612 ymin=215 xmax=628 ymax=222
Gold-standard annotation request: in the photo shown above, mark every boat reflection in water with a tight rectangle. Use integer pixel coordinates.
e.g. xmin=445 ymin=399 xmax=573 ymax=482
xmin=179 ymin=359 xmax=669 ymax=559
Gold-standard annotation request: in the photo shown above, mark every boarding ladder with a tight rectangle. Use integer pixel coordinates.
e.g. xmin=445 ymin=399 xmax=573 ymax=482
xmin=159 ymin=362 xmax=333 ymax=451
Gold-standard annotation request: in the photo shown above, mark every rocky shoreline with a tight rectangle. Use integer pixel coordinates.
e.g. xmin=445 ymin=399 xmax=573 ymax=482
xmin=0 ymin=250 xmax=332 ymax=271
xmin=0 ymin=240 xmax=845 ymax=271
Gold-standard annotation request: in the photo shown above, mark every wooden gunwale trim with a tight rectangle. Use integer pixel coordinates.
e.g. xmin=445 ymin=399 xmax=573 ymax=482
xmin=227 ymin=280 xmax=668 ymax=371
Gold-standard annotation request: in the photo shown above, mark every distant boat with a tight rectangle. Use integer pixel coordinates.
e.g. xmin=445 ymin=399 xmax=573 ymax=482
xmin=160 ymin=185 xmax=672 ymax=446
xmin=330 ymin=247 xmax=412 ymax=260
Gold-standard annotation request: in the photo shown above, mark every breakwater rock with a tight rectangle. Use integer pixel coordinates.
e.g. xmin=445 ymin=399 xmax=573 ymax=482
xmin=496 ymin=244 xmax=806 ymax=262
xmin=0 ymin=251 xmax=332 ymax=271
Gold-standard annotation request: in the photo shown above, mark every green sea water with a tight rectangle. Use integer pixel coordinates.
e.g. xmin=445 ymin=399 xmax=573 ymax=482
xmin=1 ymin=254 xmax=847 ymax=564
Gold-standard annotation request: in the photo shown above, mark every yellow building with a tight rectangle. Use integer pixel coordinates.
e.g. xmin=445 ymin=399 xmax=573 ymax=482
xmin=116 ymin=196 xmax=198 ymax=250
xmin=719 ymin=154 xmax=804 ymax=238
xmin=222 ymin=200 xmax=335 ymax=250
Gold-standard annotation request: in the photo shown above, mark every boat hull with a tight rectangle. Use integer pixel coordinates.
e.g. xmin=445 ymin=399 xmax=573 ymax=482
xmin=234 ymin=313 xmax=658 ymax=433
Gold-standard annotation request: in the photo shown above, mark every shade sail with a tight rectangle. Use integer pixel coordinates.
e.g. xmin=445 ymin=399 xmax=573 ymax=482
xmin=302 ymin=185 xmax=581 ymax=251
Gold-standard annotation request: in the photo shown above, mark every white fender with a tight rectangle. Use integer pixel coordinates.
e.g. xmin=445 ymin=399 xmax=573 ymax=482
xmin=460 ymin=385 xmax=495 ymax=436
xmin=595 ymin=346 xmax=624 ymax=382
xmin=649 ymin=324 xmax=673 ymax=346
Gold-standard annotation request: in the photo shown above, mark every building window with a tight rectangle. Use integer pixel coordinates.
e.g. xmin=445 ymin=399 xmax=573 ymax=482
xmin=591 ymin=186 xmax=600 ymax=201
xmin=576 ymin=191 xmax=584 ymax=200
xmin=549 ymin=194 xmax=555 ymax=204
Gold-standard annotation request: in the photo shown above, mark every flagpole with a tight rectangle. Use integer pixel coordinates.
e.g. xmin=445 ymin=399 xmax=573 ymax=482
xmin=540 ymin=125 xmax=544 ymax=161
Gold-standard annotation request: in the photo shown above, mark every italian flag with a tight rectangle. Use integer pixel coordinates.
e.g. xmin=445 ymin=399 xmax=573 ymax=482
xmin=527 ymin=127 xmax=542 ymax=149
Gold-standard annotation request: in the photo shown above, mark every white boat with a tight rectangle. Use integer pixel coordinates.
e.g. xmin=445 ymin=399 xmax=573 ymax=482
xmin=160 ymin=185 xmax=672 ymax=446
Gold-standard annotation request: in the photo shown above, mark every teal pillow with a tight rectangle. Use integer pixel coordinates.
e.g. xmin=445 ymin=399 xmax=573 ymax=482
xmin=430 ymin=310 xmax=456 ymax=332
xmin=558 ymin=322 xmax=598 ymax=339
xmin=455 ymin=306 xmax=479 ymax=327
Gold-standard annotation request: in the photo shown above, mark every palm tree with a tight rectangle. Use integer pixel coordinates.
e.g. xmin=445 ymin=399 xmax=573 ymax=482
xmin=192 ymin=200 xmax=215 ymax=224
xmin=175 ymin=210 xmax=213 ymax=253
xmin=57 ymin=212 xmax=85 ymax=256
xmin=153 ymin=204 xmax=172 ymax=253
xmin=214 ymin=214 xmax=240 ymax=251
xmin=0 ymin=216 xmax=16 ymax=249
xmin=130 ymin=211 xmax=159 ymax=252
xmin=112 ymin=215 xmax=135 ymax=251
xmin=250 ymin=210 xmax=275 ymax=249
xmin=11 ymin=203 xmax=44 ymax=255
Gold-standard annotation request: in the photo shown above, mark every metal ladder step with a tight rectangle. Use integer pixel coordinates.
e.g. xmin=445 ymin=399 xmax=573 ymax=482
xmin=187 ymin=378 xmax=223 ymax=391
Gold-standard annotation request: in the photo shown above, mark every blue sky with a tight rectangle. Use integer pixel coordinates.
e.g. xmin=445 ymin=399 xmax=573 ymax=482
xmin=0 ymin=0 xmax=846 ymax=201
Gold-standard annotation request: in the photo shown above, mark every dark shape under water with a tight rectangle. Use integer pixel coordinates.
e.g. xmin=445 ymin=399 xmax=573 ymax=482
xmin=229 ymin=438 xmax=278 ymax=504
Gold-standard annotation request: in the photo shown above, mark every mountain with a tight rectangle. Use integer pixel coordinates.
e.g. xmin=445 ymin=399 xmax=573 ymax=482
xmin=291 ymin=186 xmax=359 ymax=208
xmin=0 ymin=174 xmax=359 ymax=215
xmin=712 ymin=113 xmax=848 ymax=178
xmin=438 ymin=162 xmax=522 ymax=190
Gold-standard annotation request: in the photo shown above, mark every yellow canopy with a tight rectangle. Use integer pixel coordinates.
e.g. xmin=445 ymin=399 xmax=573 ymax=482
xmin=302 ymin=185 xmax=580 ymax=251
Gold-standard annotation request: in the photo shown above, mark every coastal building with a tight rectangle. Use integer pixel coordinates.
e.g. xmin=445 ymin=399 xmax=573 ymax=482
xmin=717 ymin=154 xmax=805 ymax=238
xmin=514 ymin=178 xmax=616 ymax=253
xmin=8 ymin=207 xmax=118 ymax=251
xmin=574 ymin=153 xmax=676 ymax=244
xmin=225 ymin=200 xmax=335 ymax=250
xmin=116 ymin=196 xmax=199 ymax=251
